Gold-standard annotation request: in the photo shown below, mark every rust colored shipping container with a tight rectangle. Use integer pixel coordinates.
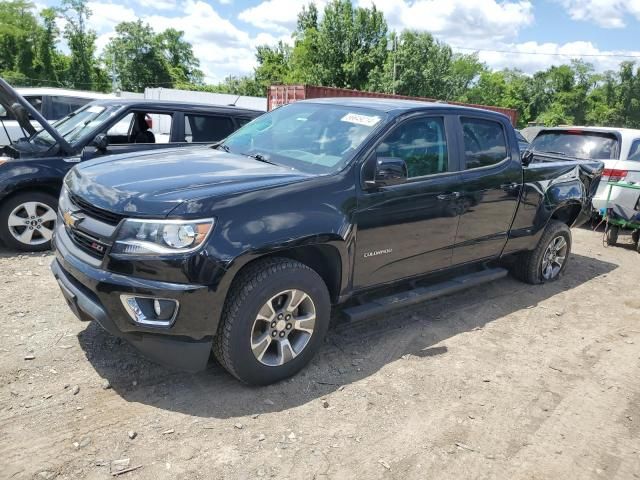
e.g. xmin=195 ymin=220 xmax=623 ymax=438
xmin=268 ymin=84 xmax=519 ymax=126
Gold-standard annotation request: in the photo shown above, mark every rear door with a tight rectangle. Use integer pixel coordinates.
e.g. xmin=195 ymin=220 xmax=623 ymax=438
xmin=451 ymin=116 xmax=522 ymax=265
xmin=354 ymin=114 xmax=462 ymax=289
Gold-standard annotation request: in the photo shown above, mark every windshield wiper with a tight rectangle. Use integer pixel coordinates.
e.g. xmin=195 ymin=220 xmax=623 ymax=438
xmin=212 ymin=142 xmax=230 ymax=152
xmin=538 ymin=150 xmax=567 ymax=156
xmin=243 ymin=152 xmax=278 ymax=166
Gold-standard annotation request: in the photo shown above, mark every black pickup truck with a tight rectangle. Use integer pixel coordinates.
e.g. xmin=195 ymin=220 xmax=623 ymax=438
xmin=51 ymin=98 xmax=602 ymax=385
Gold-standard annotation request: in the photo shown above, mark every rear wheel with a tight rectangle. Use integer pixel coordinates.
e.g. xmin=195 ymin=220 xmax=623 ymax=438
xmin=605 ymin=226 xmax=619 ymax=246
xmin=512 ymin=220 xmax=571 ymax=285
xmin=632 ymin=230 xmax=639 ymax=246
xmin=213 ymin=257 xmax=330 ymax=385
xmin=0 ymin=192 xmax=58 ymax=251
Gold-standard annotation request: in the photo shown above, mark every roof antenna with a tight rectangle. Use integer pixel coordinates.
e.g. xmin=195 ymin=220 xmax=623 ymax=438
xmin=228 ymin=94 xmax=241 ymax=107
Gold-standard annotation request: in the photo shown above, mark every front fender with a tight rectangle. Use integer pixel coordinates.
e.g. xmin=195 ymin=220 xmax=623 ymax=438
xmin=0 ymin=159 xmax=70 ymax=201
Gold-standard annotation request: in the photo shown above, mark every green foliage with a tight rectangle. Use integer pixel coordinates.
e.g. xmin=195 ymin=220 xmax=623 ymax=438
xmin=59 ymin=0 xmax=99 ymax=89
xmin=104 ymin=20 xmax=204 ymax=93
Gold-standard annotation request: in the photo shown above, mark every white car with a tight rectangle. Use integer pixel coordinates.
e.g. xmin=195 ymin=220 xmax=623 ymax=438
xmin=0 ymin=87 xmax=115 ymax=145
xmin=529 ymin=127 xmax=640 ymax=213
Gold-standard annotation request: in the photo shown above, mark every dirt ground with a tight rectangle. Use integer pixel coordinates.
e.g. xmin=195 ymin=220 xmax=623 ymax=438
xmin=0 ymin=227 xmax=639 ymax=480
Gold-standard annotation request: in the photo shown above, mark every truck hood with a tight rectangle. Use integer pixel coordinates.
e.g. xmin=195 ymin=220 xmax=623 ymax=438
xmin=65 ymin=146 xmax=311 ymax=216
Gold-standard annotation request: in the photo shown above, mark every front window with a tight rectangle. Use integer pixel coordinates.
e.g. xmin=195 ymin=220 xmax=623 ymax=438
xmin=221 ymin=102 xmax=386 ymax=174
xmin=30 ymin=104 xmax=119 ymax=147
xmin=531 ymin=130 xmax=619 ymax=160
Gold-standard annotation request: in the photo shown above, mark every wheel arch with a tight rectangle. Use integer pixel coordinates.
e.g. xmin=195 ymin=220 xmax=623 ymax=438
xmin=224 ymin=243 xmax=344 ymax=305
xmin=550 ymin=201 xmax=583 ymax=227
xmin=0 ymin=182 xmax=62 ymax=205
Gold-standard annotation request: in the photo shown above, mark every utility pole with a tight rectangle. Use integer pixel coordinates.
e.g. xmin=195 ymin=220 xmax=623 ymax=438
xmin=392 ymin=33 xmax=397 ymax=95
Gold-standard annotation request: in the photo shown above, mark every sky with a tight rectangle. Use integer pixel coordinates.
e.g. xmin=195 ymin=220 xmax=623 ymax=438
xmin=41 ymin=0 xmax=640 ymax=83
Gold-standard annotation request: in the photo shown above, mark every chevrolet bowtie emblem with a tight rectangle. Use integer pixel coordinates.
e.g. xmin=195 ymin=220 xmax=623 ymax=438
xmin=63 ymin=210 xmax=83 ymax=229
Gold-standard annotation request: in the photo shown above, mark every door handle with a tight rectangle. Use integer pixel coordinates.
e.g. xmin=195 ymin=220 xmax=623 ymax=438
xmin=437 ymin=192 xmax=461 ymax=201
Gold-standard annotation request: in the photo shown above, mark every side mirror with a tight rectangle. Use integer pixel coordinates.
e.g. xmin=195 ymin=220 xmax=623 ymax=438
xmin=368 ymin=157 xmax=408 ymax=187
xmin=91 ymin=133 xmax=108 ymax=152
xmin=521 ymin=149 xmax=534 ymax=166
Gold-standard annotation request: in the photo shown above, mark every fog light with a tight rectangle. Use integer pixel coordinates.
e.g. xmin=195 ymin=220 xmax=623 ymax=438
xmin=120 ymin=295 xmax=179 ymax=327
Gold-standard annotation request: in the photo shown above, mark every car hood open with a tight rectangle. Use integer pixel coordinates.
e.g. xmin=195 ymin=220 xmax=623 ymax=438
xmin=65 ymin=146 xmax=311 ymax=217
xmin=0 ymin=77 xmax=71 ymax=152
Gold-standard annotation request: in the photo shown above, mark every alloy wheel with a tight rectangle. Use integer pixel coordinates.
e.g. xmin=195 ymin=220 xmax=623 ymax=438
xmin=7 ymin=201 xmax=56 ymax=247
xmin=250 ymin=289 xmax=316 ymax=367
xmin=541 ymin=235 xmax=568 ymax=280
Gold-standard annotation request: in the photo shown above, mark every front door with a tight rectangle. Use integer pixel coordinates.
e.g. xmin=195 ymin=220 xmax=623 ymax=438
xmin=452 ymin=116 xmax=521 ymax=265
xmin=354 ymin=115 xmax=462 ymax=290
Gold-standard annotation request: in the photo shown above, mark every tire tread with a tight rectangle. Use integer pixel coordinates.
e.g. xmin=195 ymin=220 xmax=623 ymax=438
xmin=512 ymin=220 xmax=571 ymax=285
xmin=212 ymin=257 xmax=315 ymax=383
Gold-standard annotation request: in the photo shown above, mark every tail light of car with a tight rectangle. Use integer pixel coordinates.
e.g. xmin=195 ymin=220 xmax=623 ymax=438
xmin=602 ymin=168 xmax=628 ymax=182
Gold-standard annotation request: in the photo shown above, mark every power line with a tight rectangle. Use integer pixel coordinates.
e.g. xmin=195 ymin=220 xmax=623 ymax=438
xmin=450 ymin=46 xmax=640 ymax=59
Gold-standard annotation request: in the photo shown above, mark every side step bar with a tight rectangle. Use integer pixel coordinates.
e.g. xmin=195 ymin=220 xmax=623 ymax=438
xmin=342 ymin=268 xmax=508 ymax=322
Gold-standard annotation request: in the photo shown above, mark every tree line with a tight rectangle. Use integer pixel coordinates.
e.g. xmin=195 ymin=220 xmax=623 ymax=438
xmin=0 ymin=0 xmax=203 ymax=93
xmin=2 ymin=0 xmax=639 ymax=128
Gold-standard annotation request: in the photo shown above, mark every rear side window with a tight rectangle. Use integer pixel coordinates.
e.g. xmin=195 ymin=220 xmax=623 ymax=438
xmin=462 ymin=118 xmax=508 ymax=169
xmin=531 ymin=130 xmax=619 ymax=160
xmin=24 ymin=96 xmax=43 ymax=113
xmin=184 ymin=114 xmax=234 ymax=143
xmin=376 ymin=117 xmax=448 ymax=178
xmin=49 ymin=96 xmax=91 ymax=120
xmin=628 ymin=140 xmax=640 ymax=161
xmin=236 ymin=117 xmax=253 ymax=127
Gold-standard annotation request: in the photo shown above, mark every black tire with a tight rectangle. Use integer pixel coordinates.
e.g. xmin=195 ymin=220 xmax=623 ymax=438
xmin=632 ymin=230 xmax=639 ymax=246
xmin=512 ymin=220 xmax=572 ymax=285
xmin=606 ymin=226 xmax=619 ymax=246
xmin=0 ymin=191 xmax=58 ymax=252
xmin=213 ymin=257 xmax=331 ymax=385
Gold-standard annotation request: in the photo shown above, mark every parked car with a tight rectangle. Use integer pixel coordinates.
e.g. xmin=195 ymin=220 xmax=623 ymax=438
xmin=0 ymin=78 xmax=262 ymax=251
xmin=51 ymin=98 xmax=602 ymax=385
xmin=0 ymin=87 xmax=116 ymax=145
xmin=529 ymin=127 xmax=640 ymax=213
xmin=515 ymin=129 xmax=530 ymax=153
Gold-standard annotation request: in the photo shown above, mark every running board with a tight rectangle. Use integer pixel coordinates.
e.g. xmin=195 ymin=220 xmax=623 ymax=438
xmin=342 ymin=268 xmax=508 ymax=322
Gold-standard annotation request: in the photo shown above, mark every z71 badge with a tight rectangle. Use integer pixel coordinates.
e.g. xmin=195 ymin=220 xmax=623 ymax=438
xmin=363 ymin=248 xmax=393 ymax=258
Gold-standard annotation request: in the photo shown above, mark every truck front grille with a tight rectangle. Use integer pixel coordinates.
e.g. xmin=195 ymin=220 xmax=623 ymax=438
xmin=69 ymin=193 xmax=124 ymax=226
xmin=67 ymin=228 xmax=109 ymax=259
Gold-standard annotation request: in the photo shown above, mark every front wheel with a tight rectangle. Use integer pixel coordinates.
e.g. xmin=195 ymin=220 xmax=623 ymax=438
xmin=213 ymin=257 xmax=331 ymax=385
xmin=512 ymin=220 xmax=571 ymax=285
xmin=0 ymin=192 xmax=58 ymax=251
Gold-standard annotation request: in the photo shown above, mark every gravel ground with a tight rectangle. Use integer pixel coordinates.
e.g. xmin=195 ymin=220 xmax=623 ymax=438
xmin=0 ymin=227 xmax=639 ymax=480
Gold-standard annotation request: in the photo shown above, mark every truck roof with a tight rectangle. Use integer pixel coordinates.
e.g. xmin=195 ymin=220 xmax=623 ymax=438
xmin=16 ymin=87 xmax=116 ymax=99
xmin=299 ymin=97 xmax=510 ymax=119
xmin=86 ymin=98 xmax=264 ymax=115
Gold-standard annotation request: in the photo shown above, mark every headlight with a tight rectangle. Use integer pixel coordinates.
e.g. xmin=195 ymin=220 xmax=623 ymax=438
xmin=112 ymin=218 xmax=215 ymax=255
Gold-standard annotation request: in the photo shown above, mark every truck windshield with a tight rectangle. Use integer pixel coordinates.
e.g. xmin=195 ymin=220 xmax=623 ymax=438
xmin=30 ymin=104 xmax=118 ymax=147
xmin=221 ymin=102 xmax=385 ymax=174
xmin=531 ymin=130 xmax=619 ymax=160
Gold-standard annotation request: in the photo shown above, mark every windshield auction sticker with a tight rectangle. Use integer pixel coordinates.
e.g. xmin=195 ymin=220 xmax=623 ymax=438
xmin=341 ymin=113 xmax=381 ymax=127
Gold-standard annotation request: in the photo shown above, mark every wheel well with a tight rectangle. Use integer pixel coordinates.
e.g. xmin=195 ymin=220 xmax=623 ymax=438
xmin=551 ymin=203 xmax=582 ymax=227
xmin=1 ymin=184 xmax=61 ymax=204
xmin=237 ymin=245 xmax=343 ymax=303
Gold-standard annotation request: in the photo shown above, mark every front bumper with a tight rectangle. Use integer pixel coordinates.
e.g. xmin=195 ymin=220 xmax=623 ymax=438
xmin=51 ymin=235 xmax=218 ymax=372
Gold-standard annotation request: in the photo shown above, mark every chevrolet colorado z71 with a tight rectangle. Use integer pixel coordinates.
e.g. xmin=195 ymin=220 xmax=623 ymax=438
xmin=51 ymin=99 xmax=603 ymax=385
